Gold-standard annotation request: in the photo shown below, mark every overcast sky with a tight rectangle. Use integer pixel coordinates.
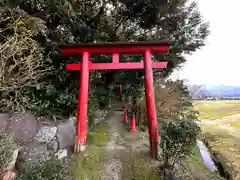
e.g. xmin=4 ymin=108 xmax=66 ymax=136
xmin=171 ymin=0 xmax=240 ymax=86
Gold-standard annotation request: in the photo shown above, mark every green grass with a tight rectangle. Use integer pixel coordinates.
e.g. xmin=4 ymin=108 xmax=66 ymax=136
xmin=193 ymin=100 xmax=240 ymax=179
xmin=194 ymin=101 xmax=234 ymax=110
xmin=179 ymin=146 xmax=224 ymax=180
xmin=121 ymin=150 xmax=159 ymax=180
xmin=193 ymin=100 xmax=240 ymax=120
xmin=231 ymin=122 xmax=240 ymax=128
xmin=197 ymin=111 xmax=237 ymax=120
xmin=87 ymin=123 xmax=111 ymax=146
xmin=17 ymin=158 xmax=71 ymax=180
xmin=69 ymin=147 xmax=105 ymax=180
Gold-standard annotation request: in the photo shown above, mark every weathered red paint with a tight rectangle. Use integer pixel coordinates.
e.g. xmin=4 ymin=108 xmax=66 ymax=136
xmin=62 ymin=41 xmax=171 ymax=158
xmin=144 ymin=49 xmax=159 ymax=159
xmin=74 ymin=51 xmax=89 ymax=152
xmin=62 ymin=41 xmax=170 ymax=55
xmin=66 ymin=61 xmax=167 ymax=70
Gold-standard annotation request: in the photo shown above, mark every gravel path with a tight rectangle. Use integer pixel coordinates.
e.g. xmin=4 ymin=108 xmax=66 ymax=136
xmin=102 ymin=111 xmax=125 ymax=180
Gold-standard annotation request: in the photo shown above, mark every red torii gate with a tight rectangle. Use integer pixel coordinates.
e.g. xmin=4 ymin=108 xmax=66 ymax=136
xmin=61 ymin=41 xmax=172 ymax=159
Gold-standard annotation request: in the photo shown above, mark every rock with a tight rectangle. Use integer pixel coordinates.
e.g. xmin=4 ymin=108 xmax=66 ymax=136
xmin=16 ymin=142 xmax=52 ymax=172
xmin=55 ymin=149 xmax=68 ymax=160
xmin=0 ymin=113 xmax=10 ymax=135
xmin=47 ymin=138 xmax=59 ymax=152
xmin=0 ymin=171 xmax=16 ymax=180
xmin=8 ymin=112 xmax=38 ymax=145
xmin=34 ymin=126 xmax=57 ymax=143
xmin=56 ymin=119 xmax=75 ymax=149
xmin=5 ymin=149 xmax=19 ymax=172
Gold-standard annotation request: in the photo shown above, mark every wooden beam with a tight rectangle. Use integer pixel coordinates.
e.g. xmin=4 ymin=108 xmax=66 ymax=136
xmin=66 ymin=61 xmax=168 ymax=70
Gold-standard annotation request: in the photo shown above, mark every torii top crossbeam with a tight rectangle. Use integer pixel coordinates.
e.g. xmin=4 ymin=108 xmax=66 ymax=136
xmin=61 ymin=41 xmax=172 ymax=54
xmin=61 ymin=41 xmax=172 ymax=70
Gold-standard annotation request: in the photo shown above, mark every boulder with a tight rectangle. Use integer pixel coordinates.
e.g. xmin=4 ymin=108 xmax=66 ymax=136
xmin=0 ymin=171 xmax=16 ymax=180
xmin=55 ymin=149 xmax=68 ymax=160
xmin=56 ymin=119 xmax=75 ymax=149
xmin=47 ymin=138 xmax=59 ymax=152
xmin=34 ymin=126 xmax=57 ymax=143
xmin=0 ymin=113 xmax=10 ymax=135
xmin=16 ymin=142 xmax=52 ymax=172
xmin=8 ymin=112 xmax=38 ymax=145
xmin=5 ymin=149 xmax=19 ymax=172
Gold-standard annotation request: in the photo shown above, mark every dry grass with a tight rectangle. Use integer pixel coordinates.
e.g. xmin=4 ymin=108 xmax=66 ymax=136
xmin=193 ymin=100 xmax=240 ymax=120
xmin=201 ymin=125 xmax=240 ymax=180
xmin=195 ymin=100 xmax=240 ymax=180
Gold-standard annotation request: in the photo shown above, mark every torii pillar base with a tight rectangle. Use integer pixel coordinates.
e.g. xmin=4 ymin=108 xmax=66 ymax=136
xmin=74 ymin=136 xmax=87 ymax=153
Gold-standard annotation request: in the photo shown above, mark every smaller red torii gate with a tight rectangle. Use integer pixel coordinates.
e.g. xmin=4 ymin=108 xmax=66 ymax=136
xmin=61 ymin=41 xmax=172 ymax=159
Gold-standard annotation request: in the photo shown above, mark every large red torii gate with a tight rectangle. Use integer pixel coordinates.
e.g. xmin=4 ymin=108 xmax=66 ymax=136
xmin=61 ymin=41 xmax=172 ymax=159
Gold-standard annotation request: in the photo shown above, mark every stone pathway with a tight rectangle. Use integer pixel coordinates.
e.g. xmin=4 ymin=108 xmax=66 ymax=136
xmin=102 ymin=111 xmax=125 ymax=180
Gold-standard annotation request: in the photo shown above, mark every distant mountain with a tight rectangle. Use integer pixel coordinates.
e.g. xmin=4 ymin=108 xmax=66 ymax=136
xmin=189 ymin=85 xmax=240 ymax=97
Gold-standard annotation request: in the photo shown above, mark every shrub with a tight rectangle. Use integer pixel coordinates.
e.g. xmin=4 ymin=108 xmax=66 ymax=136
xmin=0 ymin=8 xmax=52 ymax=111
xmin=16 ymin=158 xmax=71 ymax=180
xmin=135 ymin=80 xmax=199 ymax=130
xmin=0 ymin=134 xmax=17 ymax=173
xmin=0 ymin=7 xmax=53 ymax=112
xmin=158 ymin=118 xmax=201 ymax=178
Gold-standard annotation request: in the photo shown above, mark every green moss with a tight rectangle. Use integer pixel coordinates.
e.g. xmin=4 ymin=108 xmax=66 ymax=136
xmin=121 ymin=150 xmax=159 ymax=180
xmin=87 ymin=123 xmax=111 ymax=146
xmin=69 ymin=148 xmax=105 ymax=180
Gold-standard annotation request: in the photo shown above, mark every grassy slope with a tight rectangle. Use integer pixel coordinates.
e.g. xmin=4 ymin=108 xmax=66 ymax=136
xmin=69 ymin=113 xmax=223 ymax=180
xmin=194 ymin=100 xmax=240 ymax=180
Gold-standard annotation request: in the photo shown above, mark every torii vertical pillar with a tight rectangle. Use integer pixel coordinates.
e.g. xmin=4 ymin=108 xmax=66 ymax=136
xmin=74 ymin=51 xmax=90 ymax=152
xmin=144 ymin=49 xmax=160 ymax=158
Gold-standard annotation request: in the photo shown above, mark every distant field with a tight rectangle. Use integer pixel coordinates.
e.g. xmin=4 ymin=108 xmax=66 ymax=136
xmin=193 ymin=100 xmax=240 ymax=120
xmin=194 ymin=100 xmax=240 ymax=180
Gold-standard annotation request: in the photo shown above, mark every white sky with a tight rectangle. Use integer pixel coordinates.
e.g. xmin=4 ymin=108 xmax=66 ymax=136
xmin=171 ymin=0 xmax=240 ymax=86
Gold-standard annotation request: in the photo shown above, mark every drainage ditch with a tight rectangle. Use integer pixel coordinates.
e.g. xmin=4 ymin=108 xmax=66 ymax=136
xmin=201 ymin=138 xmax=232 ymax=180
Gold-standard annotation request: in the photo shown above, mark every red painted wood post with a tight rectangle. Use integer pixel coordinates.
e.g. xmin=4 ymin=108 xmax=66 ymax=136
xmin=143 ymin=49 xmax=160 ymax=159
xmin=74 ymin=51 xmax=90 ymax=153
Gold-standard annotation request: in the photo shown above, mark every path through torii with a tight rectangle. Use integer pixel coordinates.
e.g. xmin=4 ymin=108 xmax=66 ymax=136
xmin=61 ymin=41 xmax=172 ymax=159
